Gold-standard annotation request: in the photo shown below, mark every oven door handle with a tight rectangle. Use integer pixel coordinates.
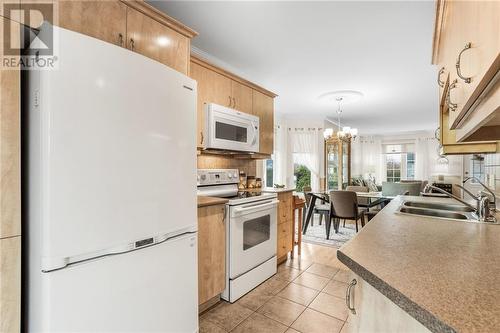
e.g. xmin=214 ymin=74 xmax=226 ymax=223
xmin=233 ymin=200 xmax=279 ymax=215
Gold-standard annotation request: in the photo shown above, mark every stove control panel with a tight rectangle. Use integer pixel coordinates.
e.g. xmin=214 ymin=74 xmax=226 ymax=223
xmin=197 ymin=169 xmax=239 ymax=186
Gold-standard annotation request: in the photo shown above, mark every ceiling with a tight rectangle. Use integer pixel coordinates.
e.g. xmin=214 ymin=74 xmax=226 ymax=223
xmin=149 ymin=1 xmax=439 ymax=135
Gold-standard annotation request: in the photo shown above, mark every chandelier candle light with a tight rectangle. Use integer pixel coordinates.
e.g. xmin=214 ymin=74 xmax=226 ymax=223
xmin=322 ymin=91 xmax=362 ymax=140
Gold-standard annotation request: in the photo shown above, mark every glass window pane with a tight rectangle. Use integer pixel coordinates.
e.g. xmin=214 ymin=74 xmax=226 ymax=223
xmin=266 ymin=159 xmax=273 ymax=186
xmin=243 ymin=215 xmax=270 ymax=250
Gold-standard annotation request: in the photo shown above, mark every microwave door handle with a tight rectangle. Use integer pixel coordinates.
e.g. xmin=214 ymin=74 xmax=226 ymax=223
xmin=250 ymin=122 xmax=258 ymax=145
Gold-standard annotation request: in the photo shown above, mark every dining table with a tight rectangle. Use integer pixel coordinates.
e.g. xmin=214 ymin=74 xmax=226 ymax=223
xmin=302 ymin=191 xmax=395 ymax=235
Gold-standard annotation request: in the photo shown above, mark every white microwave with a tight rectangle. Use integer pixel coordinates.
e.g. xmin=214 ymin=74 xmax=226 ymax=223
xmin=204 ymin=103 xmax=259 ymax=153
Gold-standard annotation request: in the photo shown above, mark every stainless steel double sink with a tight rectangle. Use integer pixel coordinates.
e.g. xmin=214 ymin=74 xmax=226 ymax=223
xmin=396 ymin=200 xmax=497 ymax=223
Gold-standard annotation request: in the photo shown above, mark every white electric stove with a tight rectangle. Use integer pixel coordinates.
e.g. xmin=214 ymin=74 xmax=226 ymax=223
xmin=197 ymin=169 xmax=278 ymax=302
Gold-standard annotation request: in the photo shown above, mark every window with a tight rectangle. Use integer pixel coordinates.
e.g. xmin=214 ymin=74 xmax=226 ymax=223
xmin=294 ymin=163 xmax=311 ymax=191
xmin=265 ymin=159 xmax=274 ymax=187
xmin=406 ymin=152 xmax=415 ymax=180
xmin=471 ymin=154 xmax=485 ymax=183
xmin=386 ymin=154 xmax=401 ymax=182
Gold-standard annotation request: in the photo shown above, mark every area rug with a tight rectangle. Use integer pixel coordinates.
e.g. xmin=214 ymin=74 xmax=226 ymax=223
xmin=301 ymin=217 xmax=357 ymax=248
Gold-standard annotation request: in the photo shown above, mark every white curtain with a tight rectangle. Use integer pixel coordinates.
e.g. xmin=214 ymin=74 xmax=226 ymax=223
xmin=351 ymin=137 xmax=384 ymax=184
xmin=415 ymin=137 xmax=440 ymax=181
xmin=273 ymin=124 xmax=288 ymax=186
xmin=290 ymin=128 xmax=321 ymax=191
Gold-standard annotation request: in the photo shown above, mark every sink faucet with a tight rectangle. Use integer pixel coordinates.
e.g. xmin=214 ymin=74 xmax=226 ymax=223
xmin=462 ymin=176 xmax=497 ymax=210
xmin=423 ymin=184 xmax=496 ymax=223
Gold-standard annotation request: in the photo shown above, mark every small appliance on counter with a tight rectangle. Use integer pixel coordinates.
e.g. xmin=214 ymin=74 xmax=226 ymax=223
xmin=197 ymin=169 xmax=278 ymax=302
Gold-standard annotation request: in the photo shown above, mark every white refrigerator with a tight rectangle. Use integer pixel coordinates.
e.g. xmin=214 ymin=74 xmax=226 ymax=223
xmin=24 ymin=24 xmax=198 ymax=332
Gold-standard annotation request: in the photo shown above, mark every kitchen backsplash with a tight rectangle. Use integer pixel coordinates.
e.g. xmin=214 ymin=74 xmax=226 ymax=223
xmin=485 ymin=153 xmax=500 ymax=196
xmin=197 ymin=154 xmax=257 ymax=177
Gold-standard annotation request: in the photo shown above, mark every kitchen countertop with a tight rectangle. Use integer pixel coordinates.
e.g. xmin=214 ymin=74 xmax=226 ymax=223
xmin=337 ymin=195 xmax=500 ymax=333
xmin=260 ymin=187 xmax=296 ymax=193
xmin=197 ymin=196 xmax=229 ymax=208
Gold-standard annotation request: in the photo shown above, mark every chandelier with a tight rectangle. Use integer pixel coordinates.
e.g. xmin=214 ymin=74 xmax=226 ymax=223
xmin=323 ymin=97 xmax=358 ymax=141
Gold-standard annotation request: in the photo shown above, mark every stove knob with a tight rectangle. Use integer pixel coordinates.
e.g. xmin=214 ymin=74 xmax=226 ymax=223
xmin=200 ymin=174 xmax=207 ymax=181
xmin=234 ymin=172 xmax=238 ymax=178
xmin=228 ymin=174 xmax=233 ymax=179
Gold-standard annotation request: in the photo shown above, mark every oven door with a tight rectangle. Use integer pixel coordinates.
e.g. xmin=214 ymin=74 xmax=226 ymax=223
xmin=205 ymin=103 xmax=259 ymax=152
xmin=229 ymin=199 xmax=278 ymax=279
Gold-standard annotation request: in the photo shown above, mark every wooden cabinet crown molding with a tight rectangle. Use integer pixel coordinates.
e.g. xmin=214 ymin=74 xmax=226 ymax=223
xmin=121 ymin=0 xmax=198 ymax=39
xmin=190 ymin=54 xmax=278 ymax=98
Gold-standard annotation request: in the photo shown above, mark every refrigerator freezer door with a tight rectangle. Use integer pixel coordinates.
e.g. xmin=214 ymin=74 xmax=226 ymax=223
xmin=29 ymin=233 xmax=198 ymax=332
xmin=29 ymin=26 xmax=197 ymax=266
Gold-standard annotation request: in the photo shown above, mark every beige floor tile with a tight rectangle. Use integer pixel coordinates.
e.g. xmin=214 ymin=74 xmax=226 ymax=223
xmin=308 ymin=292 xmax=348 ymax=321
xmin=277 ymin=282 xmax=320 ymax=306
xmin=333 ymin=269 xmax=351 ymax=283
xmin=276 ymin=264 xmax=302 ymax=281
xmin=284 ymin=256 xmax=313 ymax=271
xmin=199 ymin=318 xmax=227 ymax=333
xmin=291 ymin=308 xmax=344 ymax=333
xmin=231 ymin=312 xmax=288 ymax=333
xmin=257 ymin=296 xmax=306 ymax=326
xmin=285 ymin=329 xmax=301 ymax=333
xmin=340 ymin=320 xmax=352 ymax=333
xmin=305 ymin=263 xmax=339 ymax=278
xmin=293 ymin=272 xmax=330 ymax=290
xmin=254 ymin=276 xmax=290 ymax=296
xmin=202 ymin=302 xmax=253 ymax=331
xmin=237 ymin=289 xmax=273 ymax=311
xmin=322 ymin=279 xmax=347 ymax=298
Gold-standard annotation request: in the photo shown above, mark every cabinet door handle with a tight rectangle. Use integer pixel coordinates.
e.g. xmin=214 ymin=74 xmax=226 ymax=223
xmin=200 ymin=131 xmax=204 ymax=145
xmin=346 ymin=278 xmax=357 ymax=314
xmin=447 ymin=79 xmax=458 ymax=112
xmin=228 ymin=96 xmax=232 ymax=107
xmin=129 ymin=38 xmax=135 ymax=51
xmin=232 ymin=97 xmax=236 ymax=108
xmin=437 ymin=67 xmax=445 ymax=88
xmin=456 ymin=42 xmax=472 ymax=83
xmin=118 ymin=33 xmax=124 ymax=47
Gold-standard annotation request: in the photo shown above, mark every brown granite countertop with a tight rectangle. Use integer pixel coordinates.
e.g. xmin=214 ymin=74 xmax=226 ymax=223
xmin=197 ymin=196 xmax=228 ymax=208
xmin=337 ymin=195 xmax=500 ymax=333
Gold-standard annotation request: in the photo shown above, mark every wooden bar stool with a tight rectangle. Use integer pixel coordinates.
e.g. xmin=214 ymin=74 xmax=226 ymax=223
xmin=291 ymin=195 xmax=306 ymax=258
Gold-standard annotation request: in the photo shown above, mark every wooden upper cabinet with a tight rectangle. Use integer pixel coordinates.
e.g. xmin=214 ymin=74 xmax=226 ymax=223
xmin=126 ymin=7 xmax=189 ymax=74
xmin=190 ymin=61 xmax=232 ymax=148
xmin=231 ymin=80 xmax=253 ymax=114
xmin=58 ymin=1 xmax=127 ymax=47
xmin=252 ymin=90 xmax=274 ymax=155
xmin=434 ymin=0 xmax=500 ymax=132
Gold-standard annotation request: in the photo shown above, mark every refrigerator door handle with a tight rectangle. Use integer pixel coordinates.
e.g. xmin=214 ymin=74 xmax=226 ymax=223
xmin=41 ymin=227 xmax=196 ymax=272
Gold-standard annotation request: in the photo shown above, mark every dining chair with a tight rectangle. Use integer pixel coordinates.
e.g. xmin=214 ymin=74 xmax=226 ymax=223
xmin=303 ymin=186 xmax=329 ymax=227
xmin=345 ymin=186 xmax=369 ymax=227
xmin=329 ymin=190 xmax=366 ymax=235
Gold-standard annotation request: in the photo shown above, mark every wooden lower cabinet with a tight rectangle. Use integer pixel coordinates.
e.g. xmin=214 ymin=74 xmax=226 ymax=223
xmin=276 ymin=191 xmax=294 ymax=262
xmin=0 ymin=236 xmax=21 ymax=333
xmin=346 ymin=273 xmax=430 ymax=333
xmin=197 ymin=204 xmax=226 ymax=305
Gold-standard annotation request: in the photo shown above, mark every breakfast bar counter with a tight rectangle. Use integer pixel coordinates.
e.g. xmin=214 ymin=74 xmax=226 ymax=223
xmin=337 ymin=195 xmax=500 ymax=333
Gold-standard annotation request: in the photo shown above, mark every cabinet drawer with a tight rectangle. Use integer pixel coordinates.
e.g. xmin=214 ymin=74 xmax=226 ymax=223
xmin=278 ymin=192 xmax=293 ymax=222
xmin=277 ymin=219 xmax=293 ymax=258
